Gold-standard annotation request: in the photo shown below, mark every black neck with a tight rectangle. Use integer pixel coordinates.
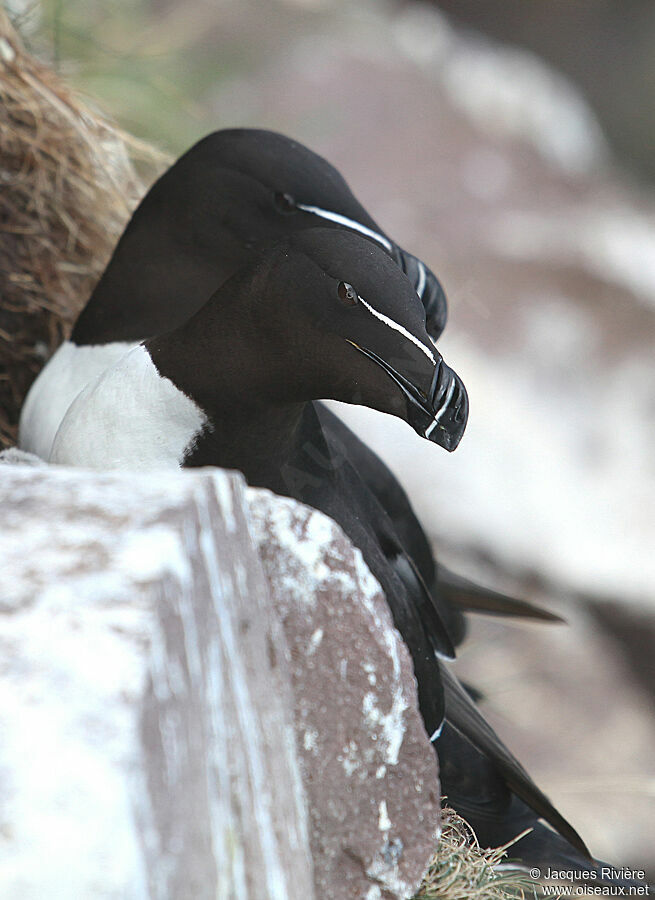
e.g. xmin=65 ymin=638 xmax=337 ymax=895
xmin=185 ymin=400 xmax=311 ymax=493
xmin=146 ymin=283 xmax=338 ymax=497
xmin=189 ymin=400 xmax=346 ymax=514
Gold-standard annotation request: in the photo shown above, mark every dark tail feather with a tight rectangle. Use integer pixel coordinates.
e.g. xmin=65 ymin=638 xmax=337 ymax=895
xmin=440 ymin=664 xmax=590 ymax=858
xmin=461 ymin=681 xmax=485 ymax=703
xmin=438 ymin=566 xmax=564 ymax=623
xmin=500 ymin=822 xmax=650 ymax=891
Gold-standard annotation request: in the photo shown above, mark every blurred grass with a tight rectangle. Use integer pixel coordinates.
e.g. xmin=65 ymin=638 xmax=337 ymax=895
xmin=33 ymin=0 xmax=253 ymax=151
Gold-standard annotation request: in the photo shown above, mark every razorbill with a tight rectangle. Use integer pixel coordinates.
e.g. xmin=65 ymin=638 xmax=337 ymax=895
xmin=19 ymin=128 xmax=446 ymax=462
xmin=50 ymin=229 xmax=601 ymax=874
xmin=20 ymin=127 xmax=551 ymax=631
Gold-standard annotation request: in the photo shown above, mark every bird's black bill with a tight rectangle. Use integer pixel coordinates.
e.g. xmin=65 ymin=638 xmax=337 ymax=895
xmin=394 ymin=247 xmax=448 ymax=341
xmin=348 ymin=343 xmax=468 ymax=451
xmin=423 ymin=357 xmax=468 ymax=451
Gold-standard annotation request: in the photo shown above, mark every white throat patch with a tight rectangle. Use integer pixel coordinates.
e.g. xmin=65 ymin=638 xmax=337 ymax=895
xmin=50 ymin=345 xmax=207 ymax=470
xmin=19 ymin=340 xmax=138 ymax=460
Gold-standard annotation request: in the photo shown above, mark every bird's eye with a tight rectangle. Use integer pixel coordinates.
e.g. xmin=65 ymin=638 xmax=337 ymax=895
xmin=338 ymin=282 xmax=358 ymax=306
xmin=273 ymin=191 xmax=296 ymax=214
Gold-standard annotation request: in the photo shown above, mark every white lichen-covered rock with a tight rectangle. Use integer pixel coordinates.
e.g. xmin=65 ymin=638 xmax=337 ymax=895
xmin=0 ymin=463 xmax=313 ymax=900
xmin=0 ymin=462 xmax=440 ymax=899
xmin=0 ymin=447 xmax=45 ymax=466
xmin=248 ymin=489 xmax=441 ymax=900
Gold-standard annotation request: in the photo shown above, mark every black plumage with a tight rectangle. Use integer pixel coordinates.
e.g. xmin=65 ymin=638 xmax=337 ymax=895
xmin=73 ymin=128 xmax=448 ymax=345
xmin=144 ymin=230 xmax=591 ymax=865
xmin=39 ymin=130 xmax=613 ymax=873
xmin=68 ymin=128 xmax=553 ymax=632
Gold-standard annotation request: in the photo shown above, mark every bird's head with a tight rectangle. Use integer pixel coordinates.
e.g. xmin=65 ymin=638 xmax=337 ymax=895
xmin=163 ymin=228 xmax=466 ymax=451
xmin=141 ymin=129 xmax=448 ymax=340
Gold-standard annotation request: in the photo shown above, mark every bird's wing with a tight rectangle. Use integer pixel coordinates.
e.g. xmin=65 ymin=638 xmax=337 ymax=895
xmin=440 ymin=664 xmax=589 ymax=857
xmin=438 ymin=566 xmax=564 ymax=623
xmin=315 ymin=403 xmax=437 ymax=582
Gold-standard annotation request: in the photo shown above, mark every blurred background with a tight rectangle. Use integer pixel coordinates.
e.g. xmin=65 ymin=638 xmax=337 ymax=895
xmin=8 ymin=0 xmax=654 ymax=872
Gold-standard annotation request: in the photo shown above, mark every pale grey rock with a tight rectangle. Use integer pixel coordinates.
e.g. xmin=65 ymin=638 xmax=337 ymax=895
xmin=0 ymin=464 xmax=313 ymax=900
xmin=0 ymin=447 xmax=45 ymax=466
xmin=248 ymin=488 xmax=441 ymax=900
xmin=0 ymin=463 xmax=440 ymax=900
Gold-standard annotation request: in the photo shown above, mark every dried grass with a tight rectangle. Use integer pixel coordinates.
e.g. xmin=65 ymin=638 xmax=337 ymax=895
xmin=415 ymin=808 xmax=540 ymax=900
xmin=0 ymin=9 xmax=169 ymax=447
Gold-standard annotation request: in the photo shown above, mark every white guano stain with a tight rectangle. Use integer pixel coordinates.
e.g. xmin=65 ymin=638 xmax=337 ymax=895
xmin=308 ymin=628 xmax=324 ymax=654
xmin=365 ymin=886 xmax=383 ymax=900
xmin=339 ymin=740 xmax=360 ymax=777
xmin=363 ymin=661 xmax=377 ymax=686
xmin=354 ymin=551 xmax=409 ymax=767
xmin=362 ymin=687 xmax=407 ymax=768
xmin=303 ymin=729 xmax=319 ymax=754
xmin=378 ymin=800 xmax=391 ymax=832
xmin=247 ymin=491 xmax=338 ymax=598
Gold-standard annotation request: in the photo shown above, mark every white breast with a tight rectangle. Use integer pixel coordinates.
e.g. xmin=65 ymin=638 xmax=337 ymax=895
xmin=50 ymin=345 xmax=208 ymax=471
xmin=19 ymin=341 xmax=137 ymax=460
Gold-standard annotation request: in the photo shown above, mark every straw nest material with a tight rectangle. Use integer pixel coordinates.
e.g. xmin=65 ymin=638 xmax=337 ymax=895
xmin=415 ymin=807 xmax=537 ymax=899
xmin=0 ymin=10 xmax=168 ymax=448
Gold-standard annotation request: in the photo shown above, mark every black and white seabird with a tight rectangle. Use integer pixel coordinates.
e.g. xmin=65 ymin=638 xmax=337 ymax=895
xmin=19 ymin=127 xmax=550 ymax=631
xmin=19 ymin=128 xmax=446 ymax=462
xmin=49 ymin=229 xmax=607 ymax=876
